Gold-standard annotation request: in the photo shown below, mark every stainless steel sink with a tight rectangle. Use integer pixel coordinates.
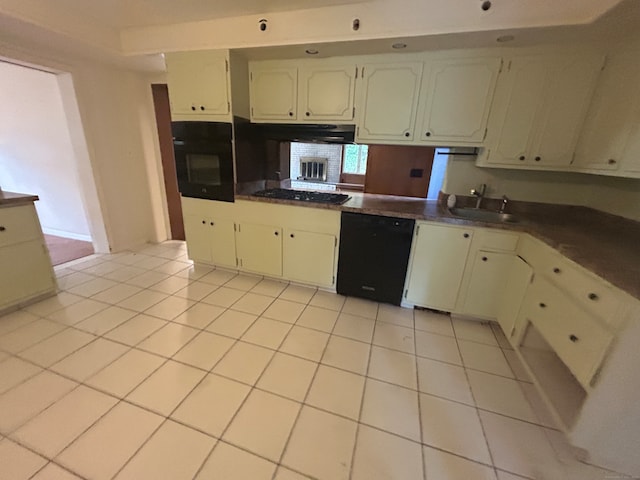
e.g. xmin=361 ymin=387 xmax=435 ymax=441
xmin=449 ymin=207 xmax=520 ymax=224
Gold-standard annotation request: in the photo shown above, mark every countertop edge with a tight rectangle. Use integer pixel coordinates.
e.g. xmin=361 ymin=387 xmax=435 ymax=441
xmin=0 ymin=191 xmax=39 ymax=206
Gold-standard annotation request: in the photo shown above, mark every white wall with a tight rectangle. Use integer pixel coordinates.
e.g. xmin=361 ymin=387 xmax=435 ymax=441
xmin=0 ymin=61 xmax=92 ymax=240
xmin=442 ymin=156 xmax=640 ymax=221
xmin=0 ymin=41 xmax=170 ymax=253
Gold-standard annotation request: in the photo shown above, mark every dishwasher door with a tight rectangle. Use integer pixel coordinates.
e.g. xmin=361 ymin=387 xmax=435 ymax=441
xmin=337 ymin=212 xmax=415 ymax=305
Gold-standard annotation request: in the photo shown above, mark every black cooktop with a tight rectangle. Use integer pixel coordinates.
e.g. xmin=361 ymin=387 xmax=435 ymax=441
xmin=252 ymin=188 xmax=351 ymax=205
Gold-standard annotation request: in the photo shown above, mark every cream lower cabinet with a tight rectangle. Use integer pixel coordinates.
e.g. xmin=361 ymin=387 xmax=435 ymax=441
xmin=183 ymin=215 xmax=236 ymax=268
xmin=405 ymin=222 xmax=473 ymax=311
xmin=283 ymin=229 xmax=336 ymax=287
xmin=460 ymin=250 xmax=515 ymax=319
xmin=0 ymin=202 xmax=56 ymax=312
xmin=235 ymin=223 xmax=283 ymax=277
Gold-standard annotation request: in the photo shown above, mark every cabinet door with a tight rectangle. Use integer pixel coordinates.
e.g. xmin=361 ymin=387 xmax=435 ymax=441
xmin=418 ymin=57 xmax=501 ymax=145
xmin=485 ymin=56 xmax=550 ymax=165
xmin=356 ymin=62 xmax=423 ymax=142
xmin=405 ymin=223 xmax=472 ymax=311
xmin=530 ymin=55 xmax=603 ymax=167
xmin=283 ymin=229 xmax=336 ymax=287
xmin=250 ymin=66 xmax=298 ymax=121
xmin=183 ymin=215 xmax=213 ymax=263
xmin=461 ymin=251 xmax=514 ymax=319
xmin=236 ymin=223 xmax=282 ymax=276
xmin=574 ymin=52 xmax=640 ymax=172
xmin=299 ymin=65 xmax=356 ymax=122
xmin=0 ymin=241 xmax=55 ymax=309
xmin=496 ymin=256 xmax=533 ymax=339
xmin=620 ymin=119 xmax=640 ymax=175
xmin=210 ymin=218 xmax=237 ymax=269
xmin=166 ymin=52 xmax=230 ymax=116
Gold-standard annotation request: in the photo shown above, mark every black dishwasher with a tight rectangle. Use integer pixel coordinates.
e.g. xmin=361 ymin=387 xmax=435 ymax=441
xmin=337 ymin=212 xmax=415 ymax=306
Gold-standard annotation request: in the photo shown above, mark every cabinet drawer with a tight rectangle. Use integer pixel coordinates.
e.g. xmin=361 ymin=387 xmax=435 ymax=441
xmin=542 ymin=256 xmax=621 ymax=325
xmin=475 ymin=229 xmax=519 ymax=251
xmin=525 ymin=276 xmax=613 ymax=389
xmin=0 ymin=205 xmax=42 ymax=248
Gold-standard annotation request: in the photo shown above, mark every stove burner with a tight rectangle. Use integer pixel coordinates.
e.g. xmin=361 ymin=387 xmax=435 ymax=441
xmin=252 ymin=188 xmax=351 ymax=205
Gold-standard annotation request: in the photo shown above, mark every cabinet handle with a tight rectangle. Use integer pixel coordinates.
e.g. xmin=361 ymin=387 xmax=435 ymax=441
xmin=290 ymin=233 xmax=295 ymax=238
xmin=425 ymin=131 xmax=431 ymax=137
xmin=274 ymin=231 xmax=279 ymax=236
xmin=191 ymin=106 xmax=196 ymax=111
xmin=534 ymin=156 xmax=541 ymax=162
xmin=539 ymin=302 xmax=547 ymax=308
xmin=569 ymin=334 xmax=579 ymax=343
xmin=201 ymin=220 xmax=206 ymax=224
xmin=210 ymin=221 xmax=214 ymax=226
xmin=553 ymin=267 xmax=561 ymax=274
xmin=608 ymin=159 xmax=617 ymax=165
xmin=200 ymin=106 xmax=205 ymax=111
xmin=404 ymin=132 xmax=410 ymax=137
xmin=519 ymin=155 xmax=525 ymax=161
xmin=0 ymin=226 xmax=5 ymax=231
xmin=288 ymin=112 xmax=293 ymax=117
xmin=482 ymin=256 xmax=488 ymax=262
xmin=588 ymin=292 xmax=599 ymax=301
xmin=305 ymin=112 xmax=310 ymax=117
xmin=463 ymin=233 xmax=470 ymax=238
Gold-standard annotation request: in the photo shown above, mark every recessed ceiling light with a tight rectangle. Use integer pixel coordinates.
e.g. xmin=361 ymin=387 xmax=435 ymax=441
xmin=392 ymin=43 xmax=407 ymax=49
xmin=496 ymin=35 xmax=515 ymax=43
xmin=305 ymin=49 xmax=319 ymax=55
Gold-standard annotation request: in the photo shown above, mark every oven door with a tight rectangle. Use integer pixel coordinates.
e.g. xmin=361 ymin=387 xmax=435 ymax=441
xmin=173 ymin=122 xmax=235 ymax=202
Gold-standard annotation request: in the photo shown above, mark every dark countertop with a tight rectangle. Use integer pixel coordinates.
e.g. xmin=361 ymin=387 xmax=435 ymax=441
xmin=236 ymin=192 xmax=640 ymax=300
xmin=0 ymin=190 xmax=39 ymax=206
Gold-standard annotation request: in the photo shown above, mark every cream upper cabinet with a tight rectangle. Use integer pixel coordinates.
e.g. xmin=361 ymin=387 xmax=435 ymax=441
xmin=417 ymin=57 xmax=501 ymax=145
xmin=298 ymin=65 xmax=357 ymax=122
xmin=356 ymin=62 xmax=423 ymax=142
xmin=574 ymin=49 xmax=640 ymax=177
xmin=249 ymin=66 xmax=298 ymax=121
xmin=405 ymin=222 xmax=472 ymax=311
xmin=165 ymin=51 xmax=230 ymax=120
xmin=482 ymin=53 xmax=603 ymax=168
xmin=283 ymin=229 xmax=336 ymax=287
xmin=236 ymin=222 xmax=283 ymax=277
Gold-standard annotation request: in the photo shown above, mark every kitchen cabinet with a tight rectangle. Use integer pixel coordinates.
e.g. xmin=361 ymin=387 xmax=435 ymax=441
xmin=249 ymin=65 xmax=298 ymax=121
xmin=481 ymin=53 xmax=603 ymax=168
xmin=235 ymin=223 xmax=283 ymax=276
xmin=496 ymin=256 xmax=533 ymax=337
xmin=405 ymin=222 xmax=472 ymax=311
xmin=298 ymin=65 xmax=357 ymax=122
xmin=356 ymin=62 xmax=423 ymax=142
xmin=460 ymin=250 xmax=514 ymax=319
xmin=183 ymin=215 xmax=236 ymax=268
xmin=283 ymin=229 xmax=336 ymax=287
xmin=0 ymin=202 xmax=56 ymax=313
xmin=165 ymin=51 xmax=231 ymax=120
xmin=249 ymin=61 xmax=357 ymax=122
xmin=573 ymin=49 xmax=640 ymax=176
xmin=417 ymin=56 xmax=501 ymax=145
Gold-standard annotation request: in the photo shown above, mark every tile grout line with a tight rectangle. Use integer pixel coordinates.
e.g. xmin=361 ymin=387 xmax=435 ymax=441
xmin=346 ymin=302 xmax=379 ymax=480
xmin=413 ymin=308 xmax=429 ymax=480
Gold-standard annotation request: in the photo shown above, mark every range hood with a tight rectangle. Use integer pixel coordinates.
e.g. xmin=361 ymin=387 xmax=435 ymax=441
xmin=256 ymin=123 xmax=355 ymax=144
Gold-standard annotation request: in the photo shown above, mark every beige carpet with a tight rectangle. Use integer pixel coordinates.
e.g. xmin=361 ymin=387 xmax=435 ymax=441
xmin=44 ymin=234 xmax=94 ymax=266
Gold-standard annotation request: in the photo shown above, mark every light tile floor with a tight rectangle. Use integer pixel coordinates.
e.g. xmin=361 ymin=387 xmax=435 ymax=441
xmin=0 ymin=241 xmax=630 ymax=480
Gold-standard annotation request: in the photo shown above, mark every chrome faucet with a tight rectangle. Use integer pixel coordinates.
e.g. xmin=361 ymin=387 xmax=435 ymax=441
xmin=470 ymin=184 xmax=486 ymax=209
xmin=499 ymin=195 xmax=509 ymax=213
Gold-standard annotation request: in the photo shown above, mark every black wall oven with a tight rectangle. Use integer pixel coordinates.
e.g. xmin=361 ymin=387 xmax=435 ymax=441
xmin=172 ymin=121 xmax=235 ymax=202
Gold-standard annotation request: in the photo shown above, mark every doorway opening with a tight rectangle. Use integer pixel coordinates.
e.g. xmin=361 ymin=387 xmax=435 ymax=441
xmin=0 ymin=61 xmax=95 ymax=265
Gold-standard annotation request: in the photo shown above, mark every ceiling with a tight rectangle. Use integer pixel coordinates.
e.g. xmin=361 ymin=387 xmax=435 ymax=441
xmin=49 ymin=0 xmax=367 ymax=29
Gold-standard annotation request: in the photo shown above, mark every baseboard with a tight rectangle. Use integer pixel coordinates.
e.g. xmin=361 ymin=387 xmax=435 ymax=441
xmin=42 ymin=228 xmax=92 ymax=242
